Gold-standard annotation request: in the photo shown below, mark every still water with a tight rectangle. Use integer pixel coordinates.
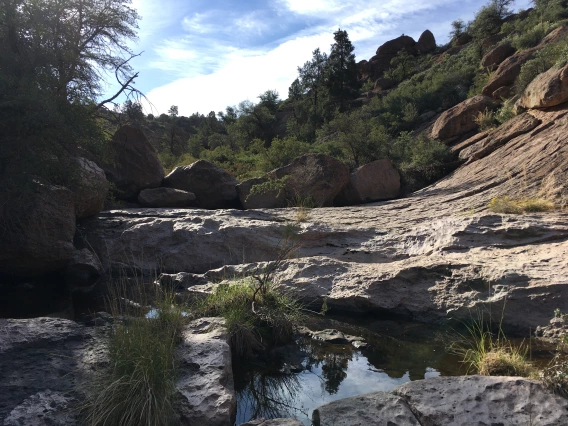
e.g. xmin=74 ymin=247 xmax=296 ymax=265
xmin=234 ymin=316 xmax=464 ymax=425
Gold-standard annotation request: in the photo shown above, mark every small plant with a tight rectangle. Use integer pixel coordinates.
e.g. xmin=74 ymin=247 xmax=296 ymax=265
xmin=449 ymin=315 xmax=535 ymax=377
xmin=248 ymin=176 xmax=290 ymax=200
xmin=555 ymin=308 xmax=564 ymax=319
xmin=488 ymin=196 xmax=556 ymax=214
xmin=542 ymin=339 xmax=568 ymax=397
xmin=475 ymin=108 xmax=497 ymax=131
xmin=495 ymin=98 xmax=516 ymax=124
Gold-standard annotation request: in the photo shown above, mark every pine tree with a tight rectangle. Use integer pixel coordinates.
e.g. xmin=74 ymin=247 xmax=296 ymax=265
xmin=326 ymin=29 xmax=360 ymax=112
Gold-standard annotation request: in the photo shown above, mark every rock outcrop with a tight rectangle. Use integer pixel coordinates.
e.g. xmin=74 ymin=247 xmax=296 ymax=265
xmin=103 ymin=126 xmax=164 ymax=200
xmin=416 ymin=30 xmax=436 ymax=54
xmin=70 ymin=157 xmax=109 ymax=218
xmin=481 ymin=41 xmax=515 ymax=71
xmin=83 ymin=104 xmax=568 ymax=334
xmin=335 ymin=159 xmax=400 ymax=206
xmin=482 ymin=48 xmax=536 ymax=98
xmin=163 ymin=160 xmax=240 ymax=209
xmin=237 ymin=154 xmax=350 ymax=209
xmin=138 ymin=187 xmax=197 ymax=208
xmin=431 ymin=95 xmax=498 ymax=141
xmin=175 ymin=318 xmax=236 ymax=426
xmin=0 ymin=186 xmax=76 ymax=277
xmin=518 ymin=63 xmax=568 ymax=109
xmin=313 ymin=376 xmax=568 ymax=425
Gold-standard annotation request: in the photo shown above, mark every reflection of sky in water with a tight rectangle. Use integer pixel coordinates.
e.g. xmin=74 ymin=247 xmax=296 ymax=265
xmin=236 ymin=349 xmax=442 ymax=426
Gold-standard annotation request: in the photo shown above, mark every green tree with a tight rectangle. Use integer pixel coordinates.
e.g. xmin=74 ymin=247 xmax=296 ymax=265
xmin=385 ymin=49 xmax=415 ymax=83
xmin=450 ymin=19 xmax=466 ymax=40
xmin=469 ymin=0 xmax=515 ymax=38
xmin=0 ymin=0 xmax=140 ymax=194
xmin=326 ymin=29 xmax=360 ymax=112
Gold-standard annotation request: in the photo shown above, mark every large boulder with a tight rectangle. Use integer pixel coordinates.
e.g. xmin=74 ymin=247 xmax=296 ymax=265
xmin=0 ymin=186 xmax=75 ymax=277
xmin=70 ymin=157 xmax=109 ymax=218
xmin=163 ymin=160 xmax=239 ymax=209
xmin=481 ymin=41 xmax=515 ymax=71
xmin=518 ymin=64 xmax=568 ymax=109
xmin=482 ymin=49 xmax=536 ymax=98
xmin=312 ymin=392 xmax=420 ymax=426
xmin=376 ymin=35 xmax=416 ymax=57
xmin=454 ymin=33 xmax=472 ymax=47
xmin=138 ymin=187 xmax=197 ymax=208
xmin=416 ymin=30 xmax=436 ymax=54
xmin=431 ymin=95 xmax=499 ymax=141
xmin=103 ymin=126 xmax=164 ymax=200
xmin=335 ymin=159 xmax=400 ymax=206
xmin=393 ymin=376 xmax=568 ymax=425
xmin=237 ymin=154 xmax=350 ymax=209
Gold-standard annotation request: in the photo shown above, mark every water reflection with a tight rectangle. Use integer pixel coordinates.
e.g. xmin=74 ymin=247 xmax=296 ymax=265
xmin=234 ymin=318 xmax=463 ymax=425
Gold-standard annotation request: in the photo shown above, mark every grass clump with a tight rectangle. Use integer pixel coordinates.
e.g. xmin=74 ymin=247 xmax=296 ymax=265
xmin=449 ymin=315 xmax=535 ymax=378
xmin=195 ymin=278 xmax=303 ymax=357
xmin=488 ymin=196 xmax=556 ymax=214
xmin=86 ymin=276 xmax=187 ymax=426
xmin=542 ymin=338 xmax=568 ymax=398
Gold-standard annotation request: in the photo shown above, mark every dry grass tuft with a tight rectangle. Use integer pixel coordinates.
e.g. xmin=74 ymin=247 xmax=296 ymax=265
xmin=488 ymin=196 xmax=556 ymax=214
xmin=479 ymin=348 xmax=536 ymax=377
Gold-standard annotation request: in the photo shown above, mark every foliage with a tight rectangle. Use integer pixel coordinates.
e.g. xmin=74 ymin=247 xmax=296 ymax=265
xmin=488 ymin=196 xmax=556 ymax=213
xmin=326 ymin=29 xmax=361 ymax=112
xmin=385 ymin=50 xmax=416 ymax=83
xmin=450 ymin=19 xmax=467 ymax=40
xmin=469 ymin=0 xmax=514 ymax=39
xmin=495 ymin=99 xmax=517 ymax=124
xmin=86 ymin=274 xmax=186 ymax=426
xmin=248 ymin=177 xmax=290 ymax=199
xmin=475 ymin=108 xmax=497 ymax=131
xmin=511 ymin=22 xmax=551 ymax=50
xmin=448 ymin=314 xmax=535 ymax=377
xmin=542 ymin=340 xmax=568 ymax=398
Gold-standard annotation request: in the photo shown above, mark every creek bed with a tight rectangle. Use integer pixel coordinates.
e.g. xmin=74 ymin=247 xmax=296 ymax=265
xmin=234 ymin=315 xmax=553 ymax=425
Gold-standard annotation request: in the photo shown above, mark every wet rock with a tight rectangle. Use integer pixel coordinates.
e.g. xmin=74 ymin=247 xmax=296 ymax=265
xmin=394 ymin=376 xmax=568 ymax=425
xmin=0 ymin=186 xmax=75 ymax=278
xmin=431 ymin=95 xmax=499 ymax=141
xmin=102 ymin=126 xmax=164 ymax=200
xmin=65 ymin=248 xmax=103 ymax=291
xmin=163 ymin=160 xmax=239 ymax=210
xmin=175 ymin=317 xmax=236 ymax=426
xmin=241 ymin=419 xmax=304 ymax=426
xmin=335 ymin=159 xmax=400 ymax=206
xmin=481 ymin=41 xmax=515 ymax=71
xmin=70 ymin=157 xmax=109 ymax=218
xmin=138 ymin=187 xmax=197 ymax=208
xmin=518 ymin=63 xmax=568 ymax=109
xmin=312 ymin=392 xmax=420 ymax=426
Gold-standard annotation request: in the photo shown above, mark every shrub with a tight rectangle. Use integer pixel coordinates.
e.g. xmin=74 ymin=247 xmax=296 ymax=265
xmin=542 ymin=339 xmax=568 ymax=397
xmin=475 ymin=108 xmax=497 ymax=131
xmin=511 ymin=22 xmax=551 ymax=50
xmin=495 ymin=99 xmax=516 ymax=124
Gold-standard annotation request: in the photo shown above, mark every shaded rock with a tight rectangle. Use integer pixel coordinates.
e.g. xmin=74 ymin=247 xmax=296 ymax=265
xmin=237 ymin=177 xmax=287 ymax=209
xmin=376 ymin=35 xmax=416 ymax=56
xmin=481 ymin=41 xmax=515 ymax=71
xmin=394 ymin=376 xmax=568 ymax=426
xmin=416 ymin=30 xmax=436 ymax=54
xmin=431 ymin=95 xmax=499 ymax=141
xmin=138 ymin=187 xmax=197 ymax=208
xmin=492 ymin=85 xmax=512 ymax=99
xmin=0 ymin=186 xmax=75 ymax=278
xmin=238 ymin=154 xmax=350 ymax=209
xmin=539 ymin=24 xmax=568 ymax=46
xmin=102 ymin=126 xmax=164 ymax=200
xmin=374 ymin=77 xmax=396 ymax=90
xmin=70 ymin=157 xmax=109 ymax=218
xmin=175 ymin=317 xmax=236 ymax=426
xmin=481 ymin=33 xmax=505 ymax=50
xmin=482 ymin=49 xmax=536 ymax=98
xmin=459 ymin=112 xmax=541 ymax=161
xmin=450 ymin=130 xmax=491 ymax=154
xmin=65 ymin=248 xmax=103 ymax=291
xmin=454 ymin=33 xmax=472 ymax=47
xmin=518 ymin=63 xmax=568 ymax=109
xmin=163 ymin=160 xmax=239 ymax=209
xmin=3 ymin=390 xmax=79 ymax=426
xmin=335 ymin=159 xmax=400 ymax=206
xmin=312 ymin=392 xmax=420 ymax=426
xmin=241 ymin=419 xmax=303 ymax=426
xmin=0 ymin=317 xmax=106 ymax=422
xmin=535 ymin=316 xmax=568 ymax=342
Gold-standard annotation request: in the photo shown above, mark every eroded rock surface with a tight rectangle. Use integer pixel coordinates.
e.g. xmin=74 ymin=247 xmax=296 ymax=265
xmin=519 ymin=63 xmax=568 ymax=110
xmin=175 ymin=317 xmax=236 ymax=426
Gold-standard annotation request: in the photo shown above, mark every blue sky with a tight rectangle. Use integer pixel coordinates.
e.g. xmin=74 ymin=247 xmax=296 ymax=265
xmin=119 ymin=0 xmax=532 ymax=116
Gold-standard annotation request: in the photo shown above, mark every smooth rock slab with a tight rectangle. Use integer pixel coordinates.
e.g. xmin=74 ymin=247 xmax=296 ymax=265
xmin=3 ymin=390 xmax=79 ymax=426
xmin=138 ymin=187 xmax=197 ymax=207
xmin=241 ymin=418 xmax=304 ymax=426
xmin=394 ymin=375 xmax=568 ymax=426
xmin=312 ymin=392 xmax=420 ymax=426
xmin=175 ymin=317 xmax=236 ymax=426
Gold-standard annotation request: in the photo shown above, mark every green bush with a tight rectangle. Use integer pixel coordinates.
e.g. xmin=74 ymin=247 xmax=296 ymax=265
xmin=511 ymin=22 xmax=551 ymax=50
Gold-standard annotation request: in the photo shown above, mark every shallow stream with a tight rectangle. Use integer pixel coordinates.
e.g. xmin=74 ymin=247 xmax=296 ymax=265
xmin=233 ymin=315 xmax=553 ymax=426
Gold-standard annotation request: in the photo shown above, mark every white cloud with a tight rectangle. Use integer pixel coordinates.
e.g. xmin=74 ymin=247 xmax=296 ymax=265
xmin=182 ymin=13 xmax=218 ymax=34
xmin=281 ymin=0 xmax=343 ymax=15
